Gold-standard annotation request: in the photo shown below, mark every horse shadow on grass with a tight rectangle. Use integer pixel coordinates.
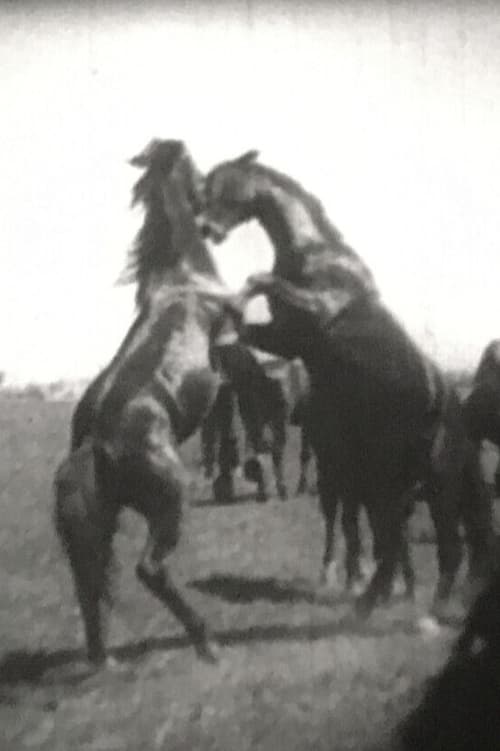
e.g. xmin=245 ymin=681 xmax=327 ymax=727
xmin=189 ymin=573 xmax=344 ymax=605
xmin=193 ymin=490 xmax=261 ymax=508
xmin=0 ymin=575 xmax=461 ymax=700
xmin=0 ymin=617 xmax=414 ymax=696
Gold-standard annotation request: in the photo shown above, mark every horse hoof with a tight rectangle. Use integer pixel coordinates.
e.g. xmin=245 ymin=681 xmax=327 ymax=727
xmin=195 ymin=639 xmax=220 ymax=664
xmin=403 ymin=587 xmax=416 ymax=603
xmin=346 ymin=579 xmax=366 ymax=598
xmin=319 ymin=561 xmax=340 ymax=590
xmin=354 ymin=594 xmax=373 ymax=621
xmin=278 ymin=487 xmax=288 ymax=501
xmin=213 ymin=476 xmax=235 ymax=504
xmin=417 ymin=615 xmax=442 ymax=638
xmin=243 ymin=457 xmax=263 ymax=483
xmin=104 ymin=656 xmax=129 ymax=673
xmin=430 ymin=598 xmax=452 ymax=624
xmin=391 ymin=578 xmax=407 ymax=597
xmin=87 ymin=654 xmax=125 ymax=674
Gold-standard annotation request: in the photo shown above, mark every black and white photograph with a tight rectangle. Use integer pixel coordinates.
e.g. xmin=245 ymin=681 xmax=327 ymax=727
xmin=1 ymin=1 xmax=500 ymax=749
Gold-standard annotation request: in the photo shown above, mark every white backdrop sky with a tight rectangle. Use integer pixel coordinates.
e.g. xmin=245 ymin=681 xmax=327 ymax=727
xmin=1 ymin=0 xmax=499 ymax=384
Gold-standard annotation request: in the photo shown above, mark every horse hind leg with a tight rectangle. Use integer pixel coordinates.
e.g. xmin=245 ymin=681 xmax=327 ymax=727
xmin=426 ymin=477 xmax=463 ymax=621
xmin=54 ymin=450 xmax=119 ymax=667
xmin=397 ymin=517 xmax=416 ymax=601
xmin=212 ymin=384 xmax=237 ymax=503
xmin=316 ymin=466 xmax=341 ymax=589
xmin=341 ymin=501 xmax=365 ymax=595
xmin=270 ymin=417 xmax=288 ymax=501
xmin=297 ymin=425 xmax=316 ymax=495
xmin=213 ymin=426 xmax=237 ymax=504
xmin=135 ymin=463 xmax=218 ymax=662
xmin=354 ymin=495 xmax=407 ymax=620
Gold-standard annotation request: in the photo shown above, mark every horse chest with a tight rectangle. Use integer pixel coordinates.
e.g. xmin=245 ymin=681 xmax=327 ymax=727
xmin=158 ymin=321 xmax=211 ymax=394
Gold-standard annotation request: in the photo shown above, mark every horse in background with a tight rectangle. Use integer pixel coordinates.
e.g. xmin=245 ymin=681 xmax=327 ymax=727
xmin=463 ymin=339 xmax=500 ymax=496
xmin=199 ymin=150 xmax=494 ymax=614
xmin=199 ymin=381 xmax=240 ymax=495
xmin=54 ymin=140 xmax=238 ymax=667
xmin=395 ymin=565 xmax=500 ymax=751
xmin=200 ymin=343 xmax=315 ymax=502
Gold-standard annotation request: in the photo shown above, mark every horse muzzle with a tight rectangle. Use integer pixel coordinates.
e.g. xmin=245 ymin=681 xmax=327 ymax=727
xmin=196 ymin=216 xmax=228 ymax=244
xmin=213 ymin=330 xmax=240 ymax=346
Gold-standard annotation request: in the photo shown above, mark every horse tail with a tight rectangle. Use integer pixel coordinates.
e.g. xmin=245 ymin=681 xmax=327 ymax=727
xmin=54 ymin=441 xmax=119 ymax=610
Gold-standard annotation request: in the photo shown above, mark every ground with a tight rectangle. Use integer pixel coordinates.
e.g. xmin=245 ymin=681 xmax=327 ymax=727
xmin=1 ymin=396 xmax=498 ymax=751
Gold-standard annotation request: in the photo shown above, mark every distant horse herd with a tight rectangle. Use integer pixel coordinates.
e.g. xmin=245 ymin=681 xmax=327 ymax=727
xmin=200 ymin=341 xmax=315 ymax=502
xmin=52 ymin=139 xmax=500 ymax=746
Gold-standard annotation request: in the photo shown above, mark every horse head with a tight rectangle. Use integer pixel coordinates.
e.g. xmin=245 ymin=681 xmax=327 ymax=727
xmin=198 ymin=149 xmax=261 ymax=243
xmin=130 ymin=138 xmax=205 ymax=216
xmin=124 ymin=139 xmax=218 ymax=304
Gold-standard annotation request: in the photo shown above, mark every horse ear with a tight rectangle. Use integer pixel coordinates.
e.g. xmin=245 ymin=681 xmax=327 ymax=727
xmin=129 ymin=139 xmax=159 ymax=168
xmin=237 ymin=150 xmax=259 ymax=165
xmin=129 ymin=153 xmax=147 ymax=168
xmin=129 ymin=139 xmax=186 ymax=168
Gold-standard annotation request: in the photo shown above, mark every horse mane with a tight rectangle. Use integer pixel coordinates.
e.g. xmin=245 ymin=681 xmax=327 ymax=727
xmin=121 ymin=139 xmax=218 ymax=305
xmin=252 ymin=161 xmax=356 ymax=258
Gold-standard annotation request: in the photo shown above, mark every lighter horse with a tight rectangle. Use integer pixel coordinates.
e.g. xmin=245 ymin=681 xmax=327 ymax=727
xmin=54 ymin=140 xmax=237 ymax=667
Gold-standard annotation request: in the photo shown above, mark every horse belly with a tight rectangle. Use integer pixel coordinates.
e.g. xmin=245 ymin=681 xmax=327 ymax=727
xmin=308 ymin=391 xmax=427 ymax=496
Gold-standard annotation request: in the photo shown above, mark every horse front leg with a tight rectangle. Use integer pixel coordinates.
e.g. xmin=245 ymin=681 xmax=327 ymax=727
xmin=242 ymin=322 xmax=297 ymax=360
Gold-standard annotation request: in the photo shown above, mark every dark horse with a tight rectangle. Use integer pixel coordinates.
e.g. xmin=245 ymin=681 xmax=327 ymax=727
xmin=395 ymin=566 xmax=500 ymax=751
xmin=199 ymin=150 xmax=494 ymax=618
xmin=463 ymin=339 xmax=500 ymax=496
xmin=201 ymin=342 xmax=315 ymax=501
xmin=54 ymin=140 xmax=239 ymax=667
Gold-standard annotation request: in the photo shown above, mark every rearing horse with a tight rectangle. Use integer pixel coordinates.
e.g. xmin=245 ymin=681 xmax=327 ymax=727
xmin=54 ymin=140 xmax=237 ymax=666
xmin=200 ymin=151 xmax=389 ymax=592
xmin=199 ymin=150 xmax=494 ymax=619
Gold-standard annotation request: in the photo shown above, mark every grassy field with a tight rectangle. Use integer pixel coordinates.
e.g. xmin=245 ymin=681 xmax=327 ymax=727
xmin=1 ymin=396 xmax=498 ymax=750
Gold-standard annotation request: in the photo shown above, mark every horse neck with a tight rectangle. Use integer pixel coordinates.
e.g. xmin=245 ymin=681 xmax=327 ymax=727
xmin=249 ymin=169 xmax=375 ymax=290
xmin=134 ymin=196 xmax=221 ymax=308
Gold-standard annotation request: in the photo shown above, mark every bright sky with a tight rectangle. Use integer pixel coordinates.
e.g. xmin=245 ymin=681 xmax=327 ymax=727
xmin=1 ymin=0 xmax=500 ymax=384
